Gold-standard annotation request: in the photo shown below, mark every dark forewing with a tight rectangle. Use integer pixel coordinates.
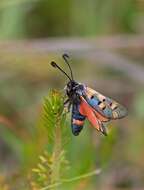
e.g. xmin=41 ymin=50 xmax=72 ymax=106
xmin=84 ymin=87 xmax=128 ymax=120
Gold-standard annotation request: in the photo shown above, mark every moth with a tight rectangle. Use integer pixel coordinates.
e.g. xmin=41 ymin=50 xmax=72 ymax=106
xmin=51 ymin=54 xmax=128 ymax=136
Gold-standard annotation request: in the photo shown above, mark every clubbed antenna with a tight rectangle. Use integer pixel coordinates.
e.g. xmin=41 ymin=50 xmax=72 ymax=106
xmin=50 ymin=61 xmax=72 ymax=81
xmin=51 ymin=61 xmax=57 ymax=68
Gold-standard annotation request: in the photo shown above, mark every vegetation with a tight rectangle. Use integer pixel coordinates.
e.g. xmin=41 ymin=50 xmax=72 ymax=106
xmin=0 ymin=0 xmax=143 ymax=39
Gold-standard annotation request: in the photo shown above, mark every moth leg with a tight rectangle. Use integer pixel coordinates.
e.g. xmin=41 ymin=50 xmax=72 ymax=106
xmin=67 ymin=102 xmax=72 ymax=112
xmin=64 ymin=99 xmax=72 ymax=113
xmin=64 ymin=98 xmax=70 ymax=105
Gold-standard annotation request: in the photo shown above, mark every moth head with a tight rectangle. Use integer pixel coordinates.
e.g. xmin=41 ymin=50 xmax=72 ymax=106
xmin=66 ymin=80 xmax=78 ymax=91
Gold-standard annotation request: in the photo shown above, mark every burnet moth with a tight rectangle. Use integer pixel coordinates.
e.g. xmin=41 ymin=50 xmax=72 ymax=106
xmin=51 ymin=54 xmax=127 ymax=136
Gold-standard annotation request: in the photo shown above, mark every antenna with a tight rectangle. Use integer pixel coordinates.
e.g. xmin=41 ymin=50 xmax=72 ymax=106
xmin=62 ymin=54 xmax=74 ymax=80
xmin=51 ymin=61 xmax=72 ymax=81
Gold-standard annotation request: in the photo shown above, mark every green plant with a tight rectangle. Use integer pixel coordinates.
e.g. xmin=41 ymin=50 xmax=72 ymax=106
xmin=29 ymin=90 xmax=100 ymax=189
xmin=29 ymin=90 xmax=69 ymax=189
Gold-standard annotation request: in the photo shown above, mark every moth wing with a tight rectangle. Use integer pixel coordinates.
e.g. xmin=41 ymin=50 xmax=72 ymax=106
xmin=85 ymin=87 xmax=128 ymax=120
xmin=79 ymin=96 xmax=108 ymax=135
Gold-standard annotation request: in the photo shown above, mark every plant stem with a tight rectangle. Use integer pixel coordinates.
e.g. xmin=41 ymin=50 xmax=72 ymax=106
xmin=50 ymin=116 xmax=61 ymax=189
xmin=40 ymin=169 xmax=101 ymax=190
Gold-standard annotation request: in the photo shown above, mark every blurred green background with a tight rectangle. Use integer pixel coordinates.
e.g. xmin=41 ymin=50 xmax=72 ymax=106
xmin=0 ymin=0 xmax=144 ymax=189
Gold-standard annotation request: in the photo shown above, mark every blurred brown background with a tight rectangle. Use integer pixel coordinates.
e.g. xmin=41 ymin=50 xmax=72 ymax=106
xmin=0 ymin=0 xmax=144 ymax=189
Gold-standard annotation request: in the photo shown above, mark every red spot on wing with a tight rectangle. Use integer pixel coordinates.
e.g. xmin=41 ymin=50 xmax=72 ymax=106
xmin=79 ymin=97 xmax=100 ymax=130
